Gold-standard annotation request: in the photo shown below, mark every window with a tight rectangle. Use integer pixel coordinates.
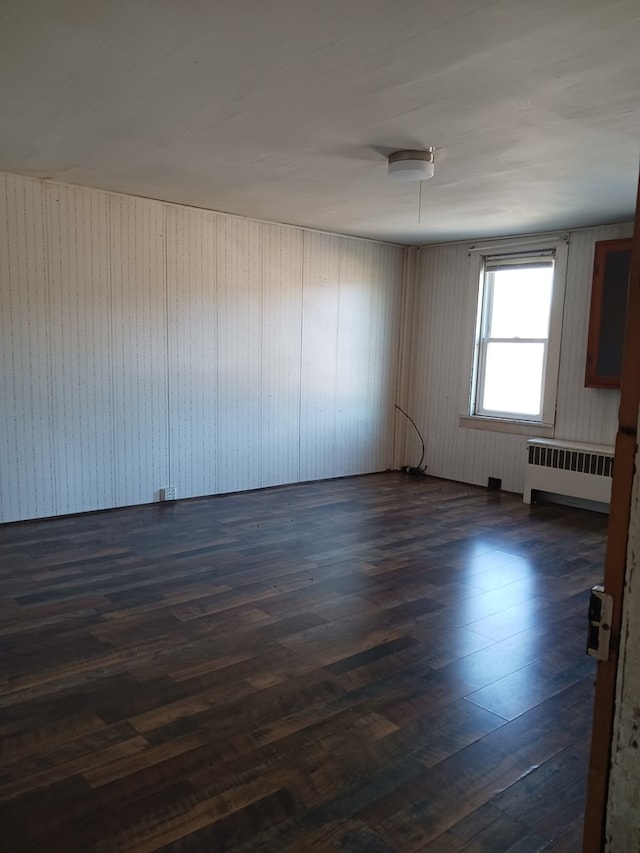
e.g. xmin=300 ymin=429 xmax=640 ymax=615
xmin=461 ymin=238 xmax=568 ymax=435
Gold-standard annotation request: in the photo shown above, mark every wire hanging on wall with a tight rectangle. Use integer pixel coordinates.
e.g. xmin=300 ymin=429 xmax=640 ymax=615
xmin=394 ymin=404 xmax=427 ymax=476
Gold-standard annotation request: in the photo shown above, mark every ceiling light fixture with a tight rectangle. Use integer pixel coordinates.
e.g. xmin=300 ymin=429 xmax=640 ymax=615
xmin=388 ymin=148 xmax=435 ymax=181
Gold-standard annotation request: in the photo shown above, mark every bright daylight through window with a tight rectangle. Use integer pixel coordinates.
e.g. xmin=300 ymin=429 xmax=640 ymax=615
xmin=473 ymin=253 xmax=556 ymax=423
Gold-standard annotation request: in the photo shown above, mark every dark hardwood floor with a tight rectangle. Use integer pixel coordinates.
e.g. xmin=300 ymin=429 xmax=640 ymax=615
xmin=0 ymin=473 xmax=607 ymax=852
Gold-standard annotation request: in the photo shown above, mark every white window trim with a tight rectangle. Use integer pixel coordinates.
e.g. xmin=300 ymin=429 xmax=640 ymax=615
xmin=458 ymin=235 xmax=569 ymax=436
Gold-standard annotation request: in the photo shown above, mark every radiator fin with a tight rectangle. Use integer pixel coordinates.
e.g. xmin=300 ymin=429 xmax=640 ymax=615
xmin=527 ymin=445 xmax=613 ymax=477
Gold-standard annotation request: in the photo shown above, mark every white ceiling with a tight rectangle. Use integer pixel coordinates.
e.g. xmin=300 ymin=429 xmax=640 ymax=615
xmin=1 ymin=0 xmax=639 ymax=244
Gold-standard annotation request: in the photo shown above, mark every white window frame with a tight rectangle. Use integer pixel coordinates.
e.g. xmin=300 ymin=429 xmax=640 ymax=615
xmin=459 ymin=235 xmax=569 ymax=437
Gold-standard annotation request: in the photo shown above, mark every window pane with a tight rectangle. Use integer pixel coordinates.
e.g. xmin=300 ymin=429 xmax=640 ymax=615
xmin=488 ymin=266 xmax=553 ymax=338
xmin=482 ymin=342 xmax=545 ymax=416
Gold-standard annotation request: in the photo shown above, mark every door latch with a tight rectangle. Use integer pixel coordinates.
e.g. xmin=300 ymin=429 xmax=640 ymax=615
xmin=587 ymin=585 xmax=614 ymax=661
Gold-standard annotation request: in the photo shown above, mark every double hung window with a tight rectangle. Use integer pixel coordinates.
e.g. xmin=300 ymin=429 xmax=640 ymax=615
xmin=462 ymin=238 xmax=568 ymax=434
xmin=475 ymin=253 xmax=554 ymax=420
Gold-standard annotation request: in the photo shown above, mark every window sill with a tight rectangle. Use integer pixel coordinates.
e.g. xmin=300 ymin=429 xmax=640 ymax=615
xmin=458 ymin=415 xmax=555 ymax=437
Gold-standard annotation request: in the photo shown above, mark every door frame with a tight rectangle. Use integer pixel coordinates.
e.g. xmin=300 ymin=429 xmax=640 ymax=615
xmin=583 ymin=172 xmax=640 ymax=851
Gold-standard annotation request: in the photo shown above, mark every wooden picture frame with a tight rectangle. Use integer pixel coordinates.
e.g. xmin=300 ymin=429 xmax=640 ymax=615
xmin=585 ymin=237 xmax=633 ymax=388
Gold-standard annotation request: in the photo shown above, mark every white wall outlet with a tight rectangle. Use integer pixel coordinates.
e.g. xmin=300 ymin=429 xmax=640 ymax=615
xmin=160 ymin=486 xmax=177 ymax=501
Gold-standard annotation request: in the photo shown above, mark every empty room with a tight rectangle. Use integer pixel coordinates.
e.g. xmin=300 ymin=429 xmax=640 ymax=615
xmin=1 ymin=1 xmax=640 ymax=851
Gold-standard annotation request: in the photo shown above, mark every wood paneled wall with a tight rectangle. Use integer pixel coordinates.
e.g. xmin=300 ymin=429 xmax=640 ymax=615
xmin=1 ymin=169 xmax=631 ymax=521
xmin=406 ymin=223 xmax=633 ymax=493
xmin=0 ymin=174 xmax=404 ymax=522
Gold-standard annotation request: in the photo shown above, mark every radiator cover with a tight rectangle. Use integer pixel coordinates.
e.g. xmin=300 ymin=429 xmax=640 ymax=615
xmin=523 ymin=438 xmax=614 ymax=507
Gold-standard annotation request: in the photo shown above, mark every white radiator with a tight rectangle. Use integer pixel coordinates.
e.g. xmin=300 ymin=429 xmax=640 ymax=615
xmin=523 ymin=438 xmax=614 ymax=507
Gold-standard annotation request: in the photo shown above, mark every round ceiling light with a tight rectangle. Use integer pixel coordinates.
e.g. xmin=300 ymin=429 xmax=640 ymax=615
xmin=388 ymin=148 xmax=435 ymax=181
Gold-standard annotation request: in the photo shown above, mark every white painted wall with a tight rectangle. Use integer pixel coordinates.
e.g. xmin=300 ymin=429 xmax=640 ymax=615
xmin=405 ymin=223 xmax=633 ymax=493
xmin=0 ymin=173 xmax=404 ymax=523
xmin=606 ymin=404 xmax=640 ymax=850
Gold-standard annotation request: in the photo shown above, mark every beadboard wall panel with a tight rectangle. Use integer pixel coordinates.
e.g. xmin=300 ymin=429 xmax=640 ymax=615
xmin=0 ymin=175 xmax=56 ymax=521
xmin=299 ymin=233 xmax=403 ymax=482
xmin=335 ymin=239 xmax=402 ymax=475
xmin=214 ymin=216 xmax=264 ymax=495
xmin=1 ymin=173 xmax=403 ymax=522
xmin=260 ymin=223 xmax=304 ymax=488
xmin=408 ymin=223 xmax=633 ymax=494
xmin=166 ymin=205 xmax=220 ymax=500
xmin=299 ymin=231 xmax=342 ymax=481
xmin=110 ymin=194 xmax=168 ymax=506
xmin=406 ymin=242 xmax=470 ymax=482
xmin=46 ymin=183 xmax=115 ymax=516
xmin=378 ymin=245 xmax=405 ymax=465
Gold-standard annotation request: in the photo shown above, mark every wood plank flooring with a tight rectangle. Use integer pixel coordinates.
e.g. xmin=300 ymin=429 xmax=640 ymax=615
xmin=0 ymin=473 xmax=607 ymax=851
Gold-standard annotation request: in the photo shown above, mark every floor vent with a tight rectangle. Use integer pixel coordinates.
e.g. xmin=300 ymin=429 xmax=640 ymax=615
xmin=523 ymin=439 xmax=614 ymax=507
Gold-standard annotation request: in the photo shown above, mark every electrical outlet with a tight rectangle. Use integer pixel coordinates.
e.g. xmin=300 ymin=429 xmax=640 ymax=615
xmin=160 ymin=486 xmax=177 ymax=501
